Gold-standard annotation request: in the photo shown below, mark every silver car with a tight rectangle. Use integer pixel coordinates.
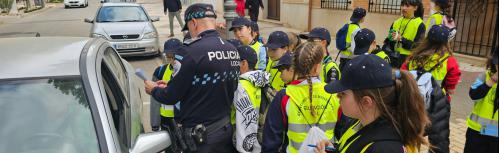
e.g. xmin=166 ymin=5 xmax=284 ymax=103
xmin=0 ymin=37 xmax=170 ymax=153
xmin=85 ymin=3 xmax=160 ymax=57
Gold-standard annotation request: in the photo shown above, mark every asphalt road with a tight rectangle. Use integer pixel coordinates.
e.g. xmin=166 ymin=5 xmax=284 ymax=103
xmin=0 ymin=0 xmax=164 ymax=131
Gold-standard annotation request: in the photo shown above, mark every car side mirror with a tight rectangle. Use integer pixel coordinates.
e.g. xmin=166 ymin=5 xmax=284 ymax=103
xmin=84 ymin=18 xmax=93 ymax=23
xmin=131 ymin=131 xmax=171 ymax=153
xmin=151 ymin=17 xmax=160 ymax=22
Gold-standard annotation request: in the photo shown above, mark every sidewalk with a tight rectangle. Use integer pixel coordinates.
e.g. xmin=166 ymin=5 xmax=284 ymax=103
xmin=140 ymin=1 xmax=479 ymax=152
xmin=0 ymin=3 xmax=57 ymax=26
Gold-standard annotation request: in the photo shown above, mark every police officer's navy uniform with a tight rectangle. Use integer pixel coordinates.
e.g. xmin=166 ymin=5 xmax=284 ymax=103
xmin=151 ymin=4 xmax=239 ymax=153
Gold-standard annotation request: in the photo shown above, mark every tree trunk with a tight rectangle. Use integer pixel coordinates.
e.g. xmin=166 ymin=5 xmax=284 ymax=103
xmin=9 ymin=0 xmax=18 ymax=15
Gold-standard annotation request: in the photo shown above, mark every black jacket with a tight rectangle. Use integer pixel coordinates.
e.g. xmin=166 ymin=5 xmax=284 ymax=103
xmin=426 ymin=78 xmax=451 ymax=153
xmin=342 ymin=118 xmax=405 ymax=153
xmin=163 ymin=0 xmax=182 ymax=12
xmin=245 ymin=0 xmax=264 ymax=11
xmin=151 ymin=30 xmax=240 ymax=127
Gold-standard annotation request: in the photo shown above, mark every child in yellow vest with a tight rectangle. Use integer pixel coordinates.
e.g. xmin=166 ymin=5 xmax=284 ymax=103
xmin=352 ymin=28 xmax=390 ymax=63
xmin=315 ymin=54 xmax=430 ymax=153
xmin=464 ymin=50 xmax=498 ymax=153
xmin=264 ymin=31 xmax=289 ymax=91
xmin=262 ymin=42 xmax=340 ymax=153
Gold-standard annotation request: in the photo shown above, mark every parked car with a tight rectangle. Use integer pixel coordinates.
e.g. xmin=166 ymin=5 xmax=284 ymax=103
xmin=85 ymin=3 xmax=161 ymax=57
xmin=0 ymin=37 xmax=170 ymax=153
xmin=64 ymin=0 xmax=88 ymax=8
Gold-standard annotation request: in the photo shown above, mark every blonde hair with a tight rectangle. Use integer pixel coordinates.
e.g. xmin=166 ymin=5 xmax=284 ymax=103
xmin=287 ymin=32 xmax=302 ymax=53
xmin=293 ymin=42 xmax=324 ymax=116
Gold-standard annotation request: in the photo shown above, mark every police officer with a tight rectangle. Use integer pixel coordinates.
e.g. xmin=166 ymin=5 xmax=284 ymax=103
xmin=144 ymin=3 xmax=239 ymax=153
xmin=299 ymin=27 xmax=341 ymax=83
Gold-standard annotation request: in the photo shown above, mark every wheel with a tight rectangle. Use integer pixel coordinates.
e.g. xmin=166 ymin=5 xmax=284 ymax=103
xmin=64 ymin=5 xmax=69 ymax=9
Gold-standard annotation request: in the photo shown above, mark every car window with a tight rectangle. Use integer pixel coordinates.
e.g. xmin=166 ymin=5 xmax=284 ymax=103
xmin=103 ymin=48 xmax=129 ymax=101
xmin=101 ymin=61 xmax=131 ymax=151
xmin=0 ymin=77 xmax=99 ymax=153
xmin=96 ymin=6 xmax=148 ymax=22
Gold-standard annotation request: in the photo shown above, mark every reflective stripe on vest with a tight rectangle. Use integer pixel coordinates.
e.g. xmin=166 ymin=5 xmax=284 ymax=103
xmin=338 ymin=121 xmax=362 ymax=150
xmin=251 ymin=42 xmax=264 ymax=70
xmin=285 ymin=82 xmax=340 ymax=153
xmin=340 ymin=23 xmax=361 ymax=57
xmin=392 ymin=17 xmax=424 ymax=55
xmin=266 ymin=60 xmax=285 ymax=91
xmin=407 ymin=53 xmax=450 ymax=83
xmin=467 ymin=72 xmax=498 ymax=133
xmin=159 ymin=64 xmax=175 ymax=118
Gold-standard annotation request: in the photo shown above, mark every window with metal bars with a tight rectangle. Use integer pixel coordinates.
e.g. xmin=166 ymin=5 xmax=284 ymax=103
xmin=321 ymin=0 xmax=351 ymax=10
xmin=369 ymin=0 xmax=402 ymax=14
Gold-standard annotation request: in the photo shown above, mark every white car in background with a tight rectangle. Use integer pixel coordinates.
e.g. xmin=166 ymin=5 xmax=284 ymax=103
xmin=64 ymin=0 xmax=88 ymax=8
xmin=85 ymin=3 xmax=160 ymax=57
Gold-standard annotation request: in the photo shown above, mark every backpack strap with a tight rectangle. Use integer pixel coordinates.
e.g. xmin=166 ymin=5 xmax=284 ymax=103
xmin=415 ymin=55 xmax=451 ymax=80
xmin=281 ymin=94 xmax=290 ymax=126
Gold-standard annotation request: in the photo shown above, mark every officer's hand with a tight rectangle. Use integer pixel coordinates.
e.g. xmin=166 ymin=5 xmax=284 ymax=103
xmin=144 ymin=80 xmax=158 ymax=95
xmin=156 ymin=80 xmax=168 ymax=88
xmin=314 ymin=140 xmax=333 ymax=153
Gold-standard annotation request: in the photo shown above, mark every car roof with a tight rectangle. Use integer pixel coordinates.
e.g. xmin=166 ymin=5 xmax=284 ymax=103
xmin=0 ymin=37 xmax=92 ymax=80
xmin=101 ymin=2 xmax=141 ymax=7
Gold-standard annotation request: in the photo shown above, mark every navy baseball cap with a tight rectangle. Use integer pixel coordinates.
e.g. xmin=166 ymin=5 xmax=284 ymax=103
xmin=164 ymin=38 xmax=182 ymax=53
xmin=182 ymin=3 xmax=217 ymax=31
xmin=299 ymin=27 xmax=331 ymax=44
xmin=264 ymin=31 xmax=289 ymax=49
xmin=273 ymin=52 xmax=293 ymax=69
xmin=237 ymin=46 xmax=258 ymax=68
xmin=350 ymin=7 xmax=367 ymax=23
xmin=428 ymin=25 xmax=450 ymax=43
xmin=353 ymin=28 xmax=376 ymax=55
xmin=325 ymin=54 xmax=394 ymax=93
xmin=229 ymin=17 xmax=252 ymax=31
xmin=227 ymin=39 xmax=243 ymax=47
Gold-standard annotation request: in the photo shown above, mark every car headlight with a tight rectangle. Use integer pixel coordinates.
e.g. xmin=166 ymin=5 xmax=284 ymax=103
xmin=91 ymin=33 xmax=107 ymax=40
xmin=143 ymin=31 xmax=157 ymax=39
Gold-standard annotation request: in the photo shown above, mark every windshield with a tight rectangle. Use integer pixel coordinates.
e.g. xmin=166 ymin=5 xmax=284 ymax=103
xmin=0 ymin=77 xmax=99 ymax=153
xmin=96 ymin=6 xmax=149 ymax=22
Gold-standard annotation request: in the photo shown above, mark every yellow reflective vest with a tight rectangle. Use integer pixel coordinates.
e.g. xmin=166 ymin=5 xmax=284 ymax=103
xmin=467 ymin=71 xmax=498 ymax=135
xmin=159 ymin=64 xmax=175 ymax=118
xmin=266 ymin=60 xmax=286 ymax=91
xmin=250 ymin=41 xmax=266 ymax=70
xmin=285 ymin=81 xmax=340 ymax=153
xmin=392 ymin=17 xmax=424 ymax=55
xmin=320 ymin=56 xmax=341 ymax=83
xmin=407 ymin=53 xmax=450 ymax=85
xmin=340 ymin=23 xmax=361 ymax=58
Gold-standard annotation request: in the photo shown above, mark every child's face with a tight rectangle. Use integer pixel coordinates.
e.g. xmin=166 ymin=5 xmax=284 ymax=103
xmin=279 ymin=67 xmax=294 ymax=83
xmin=268 ymin=47 xmax=287 ymax=61
xmin=233 ymin=26 xmax=253 ymax=45
xmin=337 ymin=90 xmax=361 ymax=119
xmin=165 ymin=53 xmax=175 ymax=65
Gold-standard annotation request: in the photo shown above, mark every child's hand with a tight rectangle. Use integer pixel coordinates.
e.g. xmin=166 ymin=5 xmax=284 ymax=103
xmin=314 ymin=140 xmax=334 ymax=153
xmin=486 ymin=72 xmax=498 ymax=87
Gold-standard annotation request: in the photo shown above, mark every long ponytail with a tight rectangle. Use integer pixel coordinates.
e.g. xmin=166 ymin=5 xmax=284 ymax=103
xmin=352 ymin=70 xmax=430 ymax=149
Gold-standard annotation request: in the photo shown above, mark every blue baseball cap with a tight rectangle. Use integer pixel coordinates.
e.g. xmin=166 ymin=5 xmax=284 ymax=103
xmin=325 ymin=54 xmax=394 ymax=93
xmin=299 ymin=27 xmax=331 ymax=45
xmin=350 ymin=7 xmax=367 ymax=23
xmin=229 ymin=17 xmax=252 ymax=31
xmin=273 ymin=52 xmax=293 ymax=69
xmin=428 ymin=25 xmax=451 ymax=43
xmin=264 ymin=31 xmax=289 ymax=49
xmin=353 ymin=28 xmax=376 ymax=55
xmin=163 ymin=38 xmax=182 ymax=54
xmin=182 ymin=3 xmax=217 ymax=31
xmin=237 ymin=46 xmax=258 ymax=69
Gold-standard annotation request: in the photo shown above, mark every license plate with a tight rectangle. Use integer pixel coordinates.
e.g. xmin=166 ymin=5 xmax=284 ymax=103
xmin=115 ymin=43 xmax=138 ymax=49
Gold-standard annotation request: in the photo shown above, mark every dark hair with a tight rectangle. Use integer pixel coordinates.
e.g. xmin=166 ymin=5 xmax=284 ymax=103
xmin=407 ymin=38 xmax=452 ymax=68
xmin=486 ymin=56 xmax=498 ymax=74
xmin=433 ymin=0 xmax=451 ymax=16
xmin=293 ymin=42 xmax=324 ymax=116
xmin=351 ymin=70 xmax=430 ymax=149
xmin=287 ymin=32 xmax=302 ymax=53
xmin=402 ymin=0 xmax=425 ymax=18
